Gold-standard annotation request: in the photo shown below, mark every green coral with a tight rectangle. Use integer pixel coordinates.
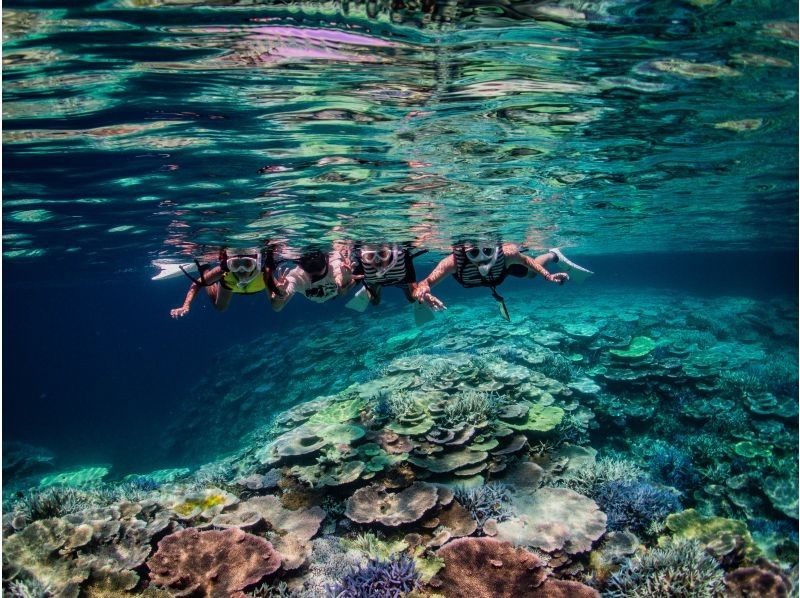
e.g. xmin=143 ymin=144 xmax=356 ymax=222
xmin=609 ymin=336 xmax=656 ymax=360
xmin=663 ymin=509 xmax=760 ymax=561
xmin=503 ymin=401 xmax=564 ymax=433
xmin=307 ymin=398 xmax=366 ymax=426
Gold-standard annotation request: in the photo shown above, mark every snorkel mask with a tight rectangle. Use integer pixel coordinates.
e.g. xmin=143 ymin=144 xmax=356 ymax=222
xmin=361 ymin=244 xmax=401 ymax=279
xmin=465 ymin=242 xmax=500 ymax=278
xmin=225 ymin=248 xmax=261 ymax=286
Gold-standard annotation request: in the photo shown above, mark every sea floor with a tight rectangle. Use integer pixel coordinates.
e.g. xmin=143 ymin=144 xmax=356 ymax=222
xmin=3 ymin=287 xmax=798 ymax=597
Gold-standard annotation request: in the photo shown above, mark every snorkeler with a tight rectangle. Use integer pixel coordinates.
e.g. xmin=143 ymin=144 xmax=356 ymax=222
xmin=413 ymin=242 xmax=592 ymax=320
xmin=169 ymin=247 xmax=282 ymax=318
xmin=345 ymin=242 xmax=446 ymax=317
xmin=271 ymin=248 xmax=358 ymax=310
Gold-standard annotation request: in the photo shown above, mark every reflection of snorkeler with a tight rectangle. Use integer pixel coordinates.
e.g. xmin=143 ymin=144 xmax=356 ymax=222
xmin=169 ymin=247 xmax=282 ymax=318
xmin=346 ymin=243 xmax=445 ymax=315
xmin=413 ymin=242 xmax=591 ymax=321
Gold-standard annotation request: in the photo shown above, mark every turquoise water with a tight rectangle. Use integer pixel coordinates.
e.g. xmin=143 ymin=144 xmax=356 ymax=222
xmin=2 ymin=1 xmax=798 ymax=597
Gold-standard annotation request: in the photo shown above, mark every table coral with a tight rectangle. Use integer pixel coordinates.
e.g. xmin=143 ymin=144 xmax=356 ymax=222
xmin=431 ymin=537 xmax=599 ymax=597
xmin=496 ymin=487 xmax=606 ymax=554
xmin=346 ymin=482 xmax=439 ymax=526
xmin=147 ymin=528 xmax=280 ymax=597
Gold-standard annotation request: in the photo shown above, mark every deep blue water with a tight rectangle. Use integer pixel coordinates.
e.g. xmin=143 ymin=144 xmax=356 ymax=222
xmin=4 ymin=250 xmax=796 ymax=475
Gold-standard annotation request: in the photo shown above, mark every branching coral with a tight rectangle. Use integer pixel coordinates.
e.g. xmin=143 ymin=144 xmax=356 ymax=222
xmin=440 ymin=390 xmax=501 ymax=428
xmin=594 ymin=480 xmax=682 ymax=535
xmin=326 ymin=555 xmax=419 ymax=598
xmin=453 ymin=482 xmax=512 ymax=527
xmin=605 ymin=539 xmax=726 ymax=597
xmin=10 ymin=487 xmax=96 ymax=523
xmin=647 ymin=444 xmax=700 ymax=491
xmin=5 ymin=577 xmax=53 ymax=598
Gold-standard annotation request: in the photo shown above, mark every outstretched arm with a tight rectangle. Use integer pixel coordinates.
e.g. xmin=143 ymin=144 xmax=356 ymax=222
xmin=170 ymin=266 xmax=224 ymax=318
xmin=505 ymin=245 xmax=568 ymax=284
xmin=413 ymin=254 xmax=455 ymax=300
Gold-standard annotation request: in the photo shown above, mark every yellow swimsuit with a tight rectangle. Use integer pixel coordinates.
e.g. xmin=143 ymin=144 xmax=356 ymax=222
xmin=221 ymin=271 xmax=267 ymax=294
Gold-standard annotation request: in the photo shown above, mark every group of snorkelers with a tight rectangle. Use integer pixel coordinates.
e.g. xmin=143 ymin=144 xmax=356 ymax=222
xmin=164 ymin=241 xmax=592 ymax=323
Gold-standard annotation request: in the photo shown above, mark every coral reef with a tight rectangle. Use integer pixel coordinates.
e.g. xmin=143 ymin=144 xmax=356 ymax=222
xmin=146 ymin=528 xmax=280 ymax=597
xmin=453 ymin=482 xmax=512 ymax=527
xmin=431 ymin=537 xmax=599 ymax=597
xmin=326 ymin=555 xmax=419 ymax=598
xmin=593 ymin=480 xmax=682 ymax=535
xmin=604 ymin=539 xmax=726 ymax=597
xmin=496 ymin=487 xmax=607 ymax=554
xmin=3 ymin=290 xmax=797 ymax=597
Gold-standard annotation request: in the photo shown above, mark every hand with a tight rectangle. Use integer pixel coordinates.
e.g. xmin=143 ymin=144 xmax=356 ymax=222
xmin=548 ymin=272 xmax=569 ymax=285
xmin=420 ymin=291 xmax=447 ymax=311
xmin=171 ymin=306 xmax=189 ymax=318
xmin=412 ymin=282 xmax=431 ymax=301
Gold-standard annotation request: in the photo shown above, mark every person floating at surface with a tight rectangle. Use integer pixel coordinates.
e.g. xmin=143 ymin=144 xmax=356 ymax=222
xmin=345 ymin=242 xmax=446 ymax=322
xmin=170 ymin=246 xmax=282 ymax=318
xmin=412 ymin=241 xmax=592 ymax=321
xmin=271 ymin=248 xmax=358 ymax=310
xmin=346 ymin=243 xmax=447 ymax=326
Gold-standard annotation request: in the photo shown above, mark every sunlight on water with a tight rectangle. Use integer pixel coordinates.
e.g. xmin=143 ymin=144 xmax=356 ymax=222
xmin=3 ymin=0 xmax=797 ymax=262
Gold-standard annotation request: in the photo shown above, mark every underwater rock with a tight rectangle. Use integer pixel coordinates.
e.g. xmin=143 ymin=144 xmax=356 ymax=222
xmin=431 ymin=537 xmax=599 ymax=597
xmin=346 ymin=482 xmax=439 ymax=526
xmin=147 ymin=528 xmax=280 ymax=597
xmin=496 ymin=487 xmax=606 ymax=554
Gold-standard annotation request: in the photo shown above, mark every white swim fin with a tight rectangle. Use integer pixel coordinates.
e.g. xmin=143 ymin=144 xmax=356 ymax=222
xmin=345 ymin=286 xmax=371 ymax=312
xmin=152 ymin=260 xmax=196 ymax=281
xmin=413 ymin=301 xmax=435 ymax=327
xmin=549 ymin=248 xmax=593 ymax=283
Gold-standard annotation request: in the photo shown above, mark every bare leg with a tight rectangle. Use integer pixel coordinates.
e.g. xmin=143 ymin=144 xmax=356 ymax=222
xmin=526 ymin=251 xmax=557 ymax=278
xmin=206 ymin=283 xmax=233 ymax=312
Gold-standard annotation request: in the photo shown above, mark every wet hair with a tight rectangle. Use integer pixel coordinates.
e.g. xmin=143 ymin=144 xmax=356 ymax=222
xmin=299 ymin=250 xmax=327 ymax=273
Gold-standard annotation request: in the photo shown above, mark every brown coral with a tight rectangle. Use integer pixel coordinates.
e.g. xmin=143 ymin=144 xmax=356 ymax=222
xmin=146 ymin=528 xmax=280 ymax=597
xmin=724 ymin=560 xmax=792 ymax=597
xmin=346 ymin=482 xmax=438 ymax=526
xmin=431 ymin=537 xmax=599 ymax=598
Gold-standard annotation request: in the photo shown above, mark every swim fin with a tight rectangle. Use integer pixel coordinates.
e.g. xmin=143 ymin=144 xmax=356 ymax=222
xmin=549 ymin=248 xmax=593 ymax=283
xmin=413 ymin=301 xmax=435 ymax=326
xmin=152 ymin=260 xmax=197 ymax=281
xmin=345 ymin=286 xmax=371 ymax=312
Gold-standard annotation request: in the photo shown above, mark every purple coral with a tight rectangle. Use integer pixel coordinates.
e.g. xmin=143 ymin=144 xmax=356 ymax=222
xmin=453 ymin=482 xmax=512 ymax=527
xmin=594 ymin=480 xmax=682 ymax=534
xmin=326 ymin=555 xmax=419 ymax=598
